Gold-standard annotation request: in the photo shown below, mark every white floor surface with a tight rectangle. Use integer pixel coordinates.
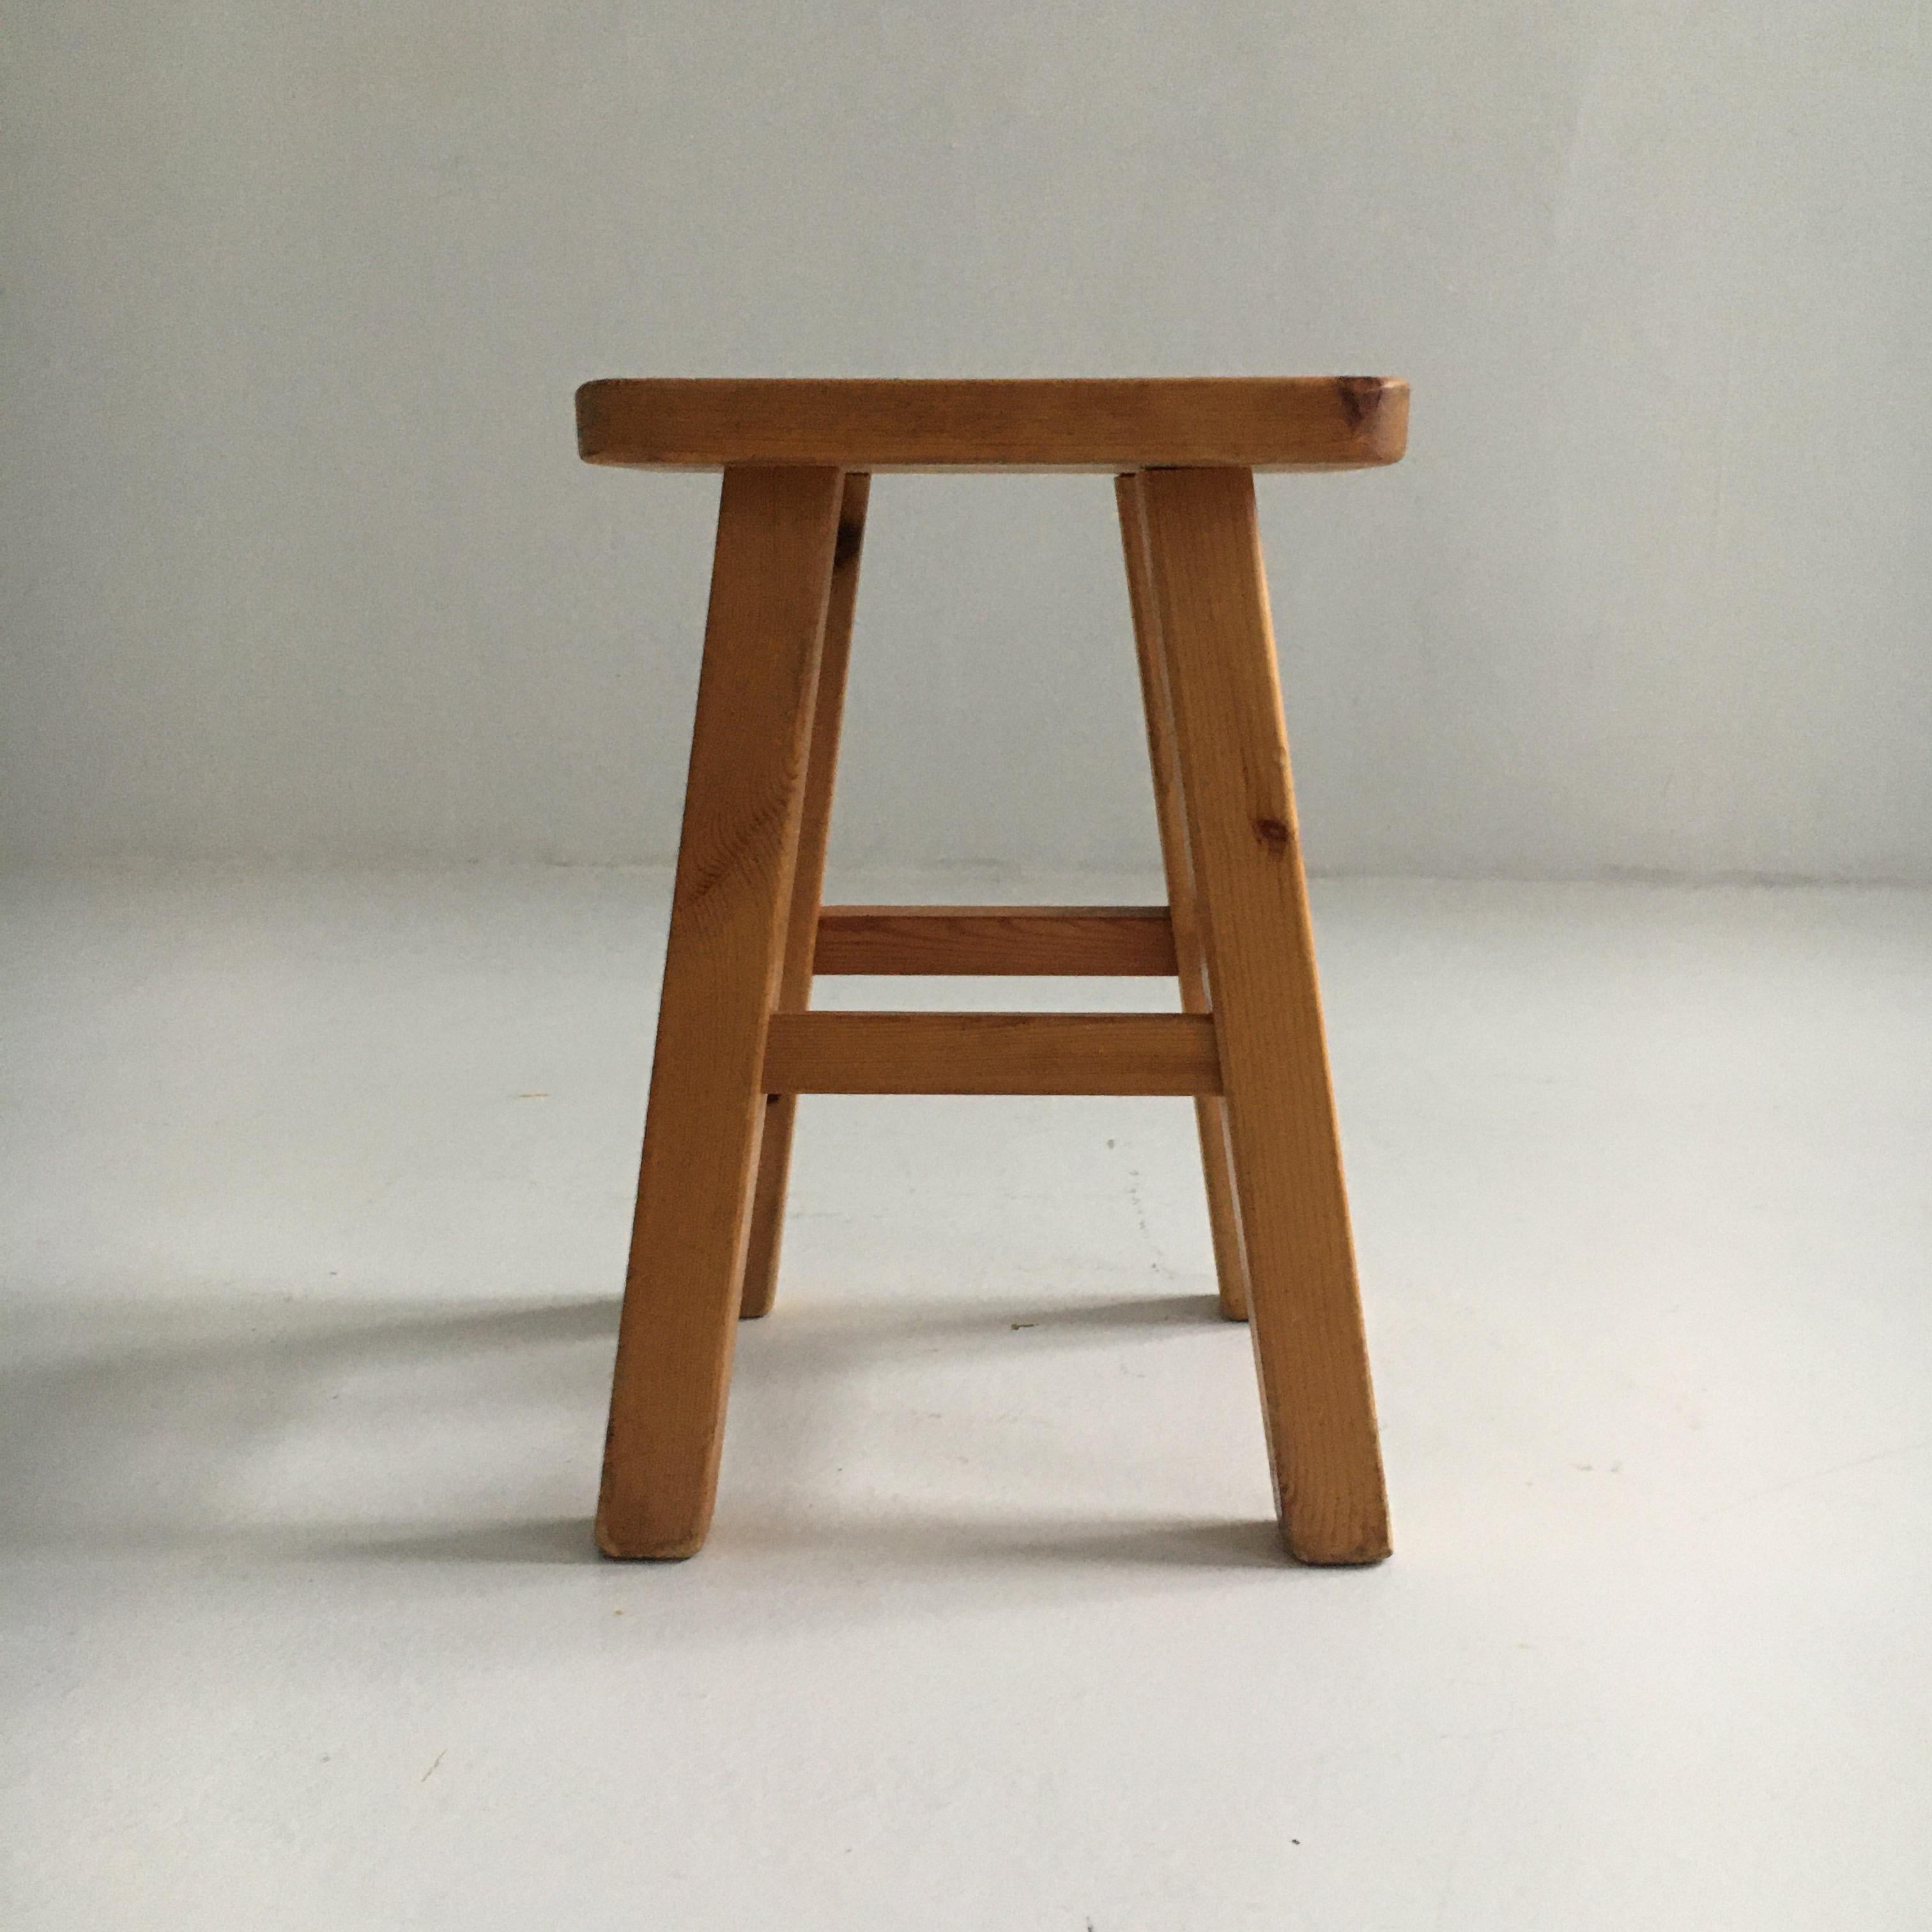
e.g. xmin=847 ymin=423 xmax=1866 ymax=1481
xmin=3 ymin=866 xmax=1928 ymax=1928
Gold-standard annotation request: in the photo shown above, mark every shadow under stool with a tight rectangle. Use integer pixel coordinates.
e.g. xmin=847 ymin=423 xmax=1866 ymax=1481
xmin=572 ymin=376 xmax=1409 ymax=1566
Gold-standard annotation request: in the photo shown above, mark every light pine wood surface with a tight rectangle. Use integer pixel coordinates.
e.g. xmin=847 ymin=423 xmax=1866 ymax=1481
xmin=1138 ymin=465 xmax=1390 ymax=1564
xmin=1117 ymin=473 xmax=1253 ymax=1325
xmin=813 ymin=905 xmax=1178 ymax=976
xmin=595 ymin=465 xmax=843 ymax=1560
xmin=763 ymin=1011 xmax=1223 ymax=1096
xmin=738 ymin=473 xmax=871 ymax=1323
xmin=576 ymin=378 xmax=1407 ymax=473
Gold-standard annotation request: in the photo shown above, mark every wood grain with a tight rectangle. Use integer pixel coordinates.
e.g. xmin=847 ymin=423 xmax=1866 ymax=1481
xmin=597 ymin=465 xmax=844 ymax=1560
xmin=1138 ymin=465 xmax=1390 ymax=1565
xmin=1117 ymin=472 xmax=1252 ymax=1324
xmin=577 ymin=378 xmax=1407 ymax=474
xmin=738 ymin=473 xmax=870 ymax=1322
xmin=813 ymin=905 xmax=1177 ymax=976
xmin=763 ymin=1012 xmax=1222 ymax=1096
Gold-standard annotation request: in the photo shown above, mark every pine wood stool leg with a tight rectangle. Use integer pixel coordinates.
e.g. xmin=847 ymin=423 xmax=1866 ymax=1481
xmin=1116 ymin=473 xmax=1252 ymax=1323
xmin=739 ymin=474 xmax=871 ymax=1321
xmin=1138 ymin=466 xmax=1391 ymax=1565
xmin=597 ymin=464 xmax=845 ymax=1560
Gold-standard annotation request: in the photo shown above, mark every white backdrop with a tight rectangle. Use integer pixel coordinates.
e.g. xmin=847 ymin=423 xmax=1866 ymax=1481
xmin=4 ymin=4 xmax=1928 ymax=879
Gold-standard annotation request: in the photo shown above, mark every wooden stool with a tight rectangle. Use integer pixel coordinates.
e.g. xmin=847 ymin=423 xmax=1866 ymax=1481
xmin=574 ymin=377 xmax=1408 ymax=1565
